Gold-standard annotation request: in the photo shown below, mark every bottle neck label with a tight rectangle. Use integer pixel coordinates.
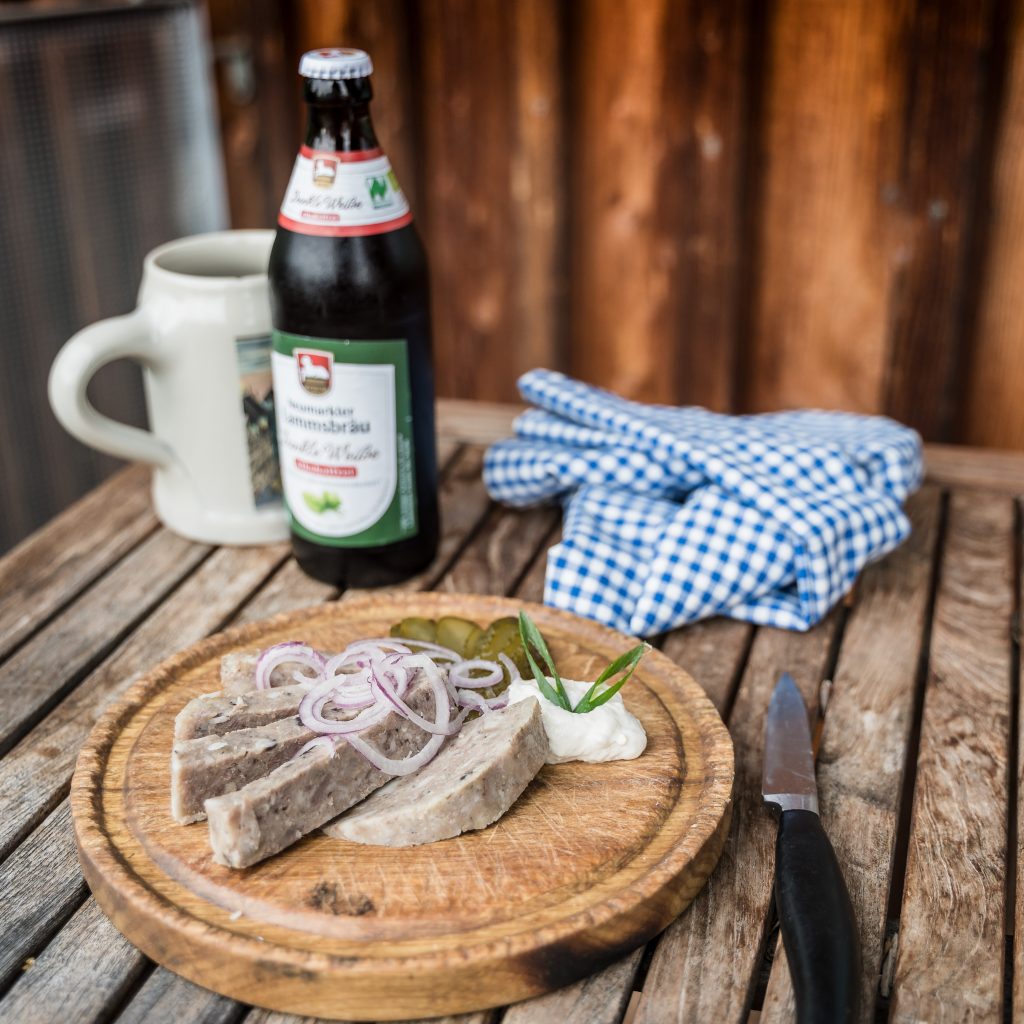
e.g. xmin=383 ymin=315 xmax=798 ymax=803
xmin=278 ymin=147 xmax=412 ymax=237
xmin=270 ymin=332 xmax=418 ymax=546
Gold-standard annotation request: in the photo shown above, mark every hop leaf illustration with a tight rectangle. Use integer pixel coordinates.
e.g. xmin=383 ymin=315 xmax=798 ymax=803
xmin=303 ymin=491 xmax=341 ymax=514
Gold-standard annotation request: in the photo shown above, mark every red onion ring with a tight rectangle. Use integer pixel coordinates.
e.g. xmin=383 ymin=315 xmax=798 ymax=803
xmin=255 ymin=642 xmax=325 ymax=690
xmin=257 ymin=632 xmax=521 ymax=776
xmin=369 ymin=656 xmax=467 ymax=736
xmin=364 ymin=637 xmax=462 ymax=662
xmin=457 ymin=689 xmax=510 ymax=714
xmin=448 ymin=658 xmax=503 ymax=690
xmin=344 ymin=658 xmax=454 ymax=774
xmin=497 ymin=653 xmax=522 ymax=682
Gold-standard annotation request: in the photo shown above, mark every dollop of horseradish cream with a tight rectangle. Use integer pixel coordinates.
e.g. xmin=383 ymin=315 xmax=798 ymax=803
xmin=506 ymin=677 xmax=647 ymax=764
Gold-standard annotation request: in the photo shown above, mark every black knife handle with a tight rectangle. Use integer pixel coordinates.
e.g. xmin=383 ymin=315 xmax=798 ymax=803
xmin=775 ymin=809 xmax=861 ymax=1024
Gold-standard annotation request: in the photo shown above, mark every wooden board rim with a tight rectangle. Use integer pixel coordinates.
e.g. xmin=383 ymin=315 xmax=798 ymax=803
xmin=71 ymin=592 xmax=734 ymax=1020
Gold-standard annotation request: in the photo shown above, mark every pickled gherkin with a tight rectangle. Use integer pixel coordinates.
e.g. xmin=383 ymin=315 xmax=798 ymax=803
xmin=475 ymin=617 xmax=529 ymax=675
xmin=435 ymin=616 xmax=483 ymax=658
xmin=389 ymin=613 xmax=529 ymax=688
xmin=389 ymin=617 xmax=437 ymax=643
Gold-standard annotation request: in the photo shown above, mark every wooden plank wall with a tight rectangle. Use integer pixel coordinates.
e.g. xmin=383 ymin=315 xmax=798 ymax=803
xmin=208 ymin=0 xmax=1024 ymax=448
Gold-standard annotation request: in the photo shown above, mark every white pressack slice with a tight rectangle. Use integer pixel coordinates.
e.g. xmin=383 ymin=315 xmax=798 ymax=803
xmin=324 ymin=697 xmax=548 ymax=848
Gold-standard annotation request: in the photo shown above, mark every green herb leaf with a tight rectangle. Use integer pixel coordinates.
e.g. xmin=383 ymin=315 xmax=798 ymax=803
xmin=573 ymin=642 xmax=650 ymax=713
xmin=518 ymin=612 xmax=571 ymax=711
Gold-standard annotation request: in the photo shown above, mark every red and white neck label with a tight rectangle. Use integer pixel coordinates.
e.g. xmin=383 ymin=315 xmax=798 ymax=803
xmin=278 ymin=146 xmax=412 ymax=237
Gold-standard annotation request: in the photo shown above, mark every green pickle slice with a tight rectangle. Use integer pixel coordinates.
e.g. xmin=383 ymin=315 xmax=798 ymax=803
xmin=388 ymin=614 xmax=530 ymax=702
xmin=436 ymin=616 xmax=483 ymax=658
xmin=389 ymin=617 xmax=437 ymax=643
xmin=475 ymin=616 xmax=529 ymax=676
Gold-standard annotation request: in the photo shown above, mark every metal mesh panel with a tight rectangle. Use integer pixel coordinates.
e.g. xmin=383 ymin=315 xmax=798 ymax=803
xmin=0 ymin=1 xmax=228 ymax=551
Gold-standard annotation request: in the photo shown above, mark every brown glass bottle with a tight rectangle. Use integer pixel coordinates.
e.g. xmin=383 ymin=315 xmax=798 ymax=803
xmin=269 ymin=49 xmax=438 ymax=588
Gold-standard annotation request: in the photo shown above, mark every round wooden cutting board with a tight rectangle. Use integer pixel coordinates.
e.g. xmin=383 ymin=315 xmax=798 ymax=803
xmin=71 ymin=592 xmax=734 ymax=1021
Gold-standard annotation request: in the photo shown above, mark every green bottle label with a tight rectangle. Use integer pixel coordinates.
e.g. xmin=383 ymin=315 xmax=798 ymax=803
xmin=270 ymin=331 xmax=417 ymax=547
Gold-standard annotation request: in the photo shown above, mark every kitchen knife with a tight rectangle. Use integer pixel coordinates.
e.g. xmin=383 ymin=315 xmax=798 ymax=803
xmin=762 ymin=672 xmax=860 ymax=1024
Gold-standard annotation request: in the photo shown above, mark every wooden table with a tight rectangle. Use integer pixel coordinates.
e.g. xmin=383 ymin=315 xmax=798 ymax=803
xmin=1 ymin=400 xmax=1021 ymax=1024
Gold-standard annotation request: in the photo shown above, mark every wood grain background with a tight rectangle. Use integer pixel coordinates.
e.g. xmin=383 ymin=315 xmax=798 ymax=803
xmin=6 ymin=0 xmax=1024 ymax=556
xmin=209 ymin=0 xmax=1024 ymax=449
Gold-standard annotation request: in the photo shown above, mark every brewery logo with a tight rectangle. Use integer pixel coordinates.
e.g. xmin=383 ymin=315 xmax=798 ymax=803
xmin=365 ymin=172 xmax=397 ymax=209
xmin=296 ymin=349 xmax=332 ymax=394
xmin=312 ymin=156 xmax=338 ymax=187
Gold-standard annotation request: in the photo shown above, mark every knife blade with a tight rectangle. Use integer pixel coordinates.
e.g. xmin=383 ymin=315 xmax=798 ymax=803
xmin=763 ymin=673 xmax=861 ymax=1024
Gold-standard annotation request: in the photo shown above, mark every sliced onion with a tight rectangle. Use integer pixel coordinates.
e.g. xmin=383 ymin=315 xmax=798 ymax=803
xmin=298 ymin=678 xmax=392 ymax=735
xmin=324 ymin=690 xmax=377 ymax=711
xmin=341 ymin=639 xmax=412 ymax=659
xmin=369 ymin=656 xmax=461 ymax=735
xmin=255 ymin=642 xmax=325 ymax=690
xmin=261 ymin=636 xmax=505 ymax=775
xmin=457 ymin=689 xmax=510 ymax=714
xmin=352 ymin=634 xmax=464 ymax=659
xmin=323 ymin=652 xmax=369 ymax=676
xmin=497 ymin=653 xmax=522 ymax=683
xmin=344 ymin=654 xmax=455 ymax=773
xmin=449 ymin=658 xmax=503 ymax=690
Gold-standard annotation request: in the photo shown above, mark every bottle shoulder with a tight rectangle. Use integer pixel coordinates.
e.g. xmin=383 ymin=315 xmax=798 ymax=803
xmin=268 ymin=224 xmax=431 ymax=335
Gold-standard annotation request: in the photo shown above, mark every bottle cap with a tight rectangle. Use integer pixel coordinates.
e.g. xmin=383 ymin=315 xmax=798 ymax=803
xmin=298 ymin=48 xmax=373 ymax=81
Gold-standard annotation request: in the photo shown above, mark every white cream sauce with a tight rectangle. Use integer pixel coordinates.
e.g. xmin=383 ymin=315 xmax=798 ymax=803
xmin=506 ymin=677 xmax=647 ymax=764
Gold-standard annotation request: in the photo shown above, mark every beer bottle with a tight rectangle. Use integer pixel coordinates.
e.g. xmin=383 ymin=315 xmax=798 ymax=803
xmin=269 ymin=48 xmax=439 ymax=587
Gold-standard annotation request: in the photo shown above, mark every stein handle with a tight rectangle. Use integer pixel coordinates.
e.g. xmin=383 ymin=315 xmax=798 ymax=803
xmin=48 ymin=310 xmax=175 ymax=468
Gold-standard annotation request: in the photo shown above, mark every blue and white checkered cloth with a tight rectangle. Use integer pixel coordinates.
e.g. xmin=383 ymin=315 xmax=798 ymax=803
xmin=484 ymin=370 xmax=923 ymax=636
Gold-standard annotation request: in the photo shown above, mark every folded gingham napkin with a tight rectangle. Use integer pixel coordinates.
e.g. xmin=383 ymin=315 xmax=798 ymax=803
xmin=483 ymin=370 xmax=923 ymax=636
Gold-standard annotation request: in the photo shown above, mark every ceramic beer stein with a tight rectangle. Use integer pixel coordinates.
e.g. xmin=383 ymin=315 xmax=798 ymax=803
xmin=48 ymin=230 xmax=289 ymax=545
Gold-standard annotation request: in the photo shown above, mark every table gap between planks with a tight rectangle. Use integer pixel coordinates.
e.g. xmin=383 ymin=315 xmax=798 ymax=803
xmin=0 ymin=399 xmax=1021 ymax=1024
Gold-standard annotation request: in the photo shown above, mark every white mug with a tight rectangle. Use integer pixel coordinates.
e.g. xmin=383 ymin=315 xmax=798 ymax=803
xmin=48 ymin=231 xmax=289 ymax=545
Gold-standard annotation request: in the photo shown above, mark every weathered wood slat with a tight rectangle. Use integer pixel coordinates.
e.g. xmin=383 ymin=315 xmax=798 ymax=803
xmin=881 ymin=1 xmax=997 ymax=439
xmin=436 ymin=400 xmax=520 ymax=445
xmin=438 ymin=504 xmax=558 ymax=596
xmin=662 ymin=0 xmax=748 ymax=411
xmin=513 ymin=527 xmax=559 ymax=604
xmin=241 ymin=1010 xmax=493 ymax=1024
xmin=924 ymin=444 xmax=1024 ymax=495
xmin=758 ymin=486 xmax=942 ymax=1021
xmin=0 ymin=545 xmax=285 ymax=863
xmin=207 ymin=0 xmax=293 ymax=228
xmin=0 ymin=802 xmax=85 ymax=993
xmin=746 ymin=0 xmax=903 ymax=416
xmin=571 ymin=1 xmax=684 ymax=403
xmin=0 ymin=464 xmax=155 ymax=662
xmin=114 ymin=969 xmax=239 ymax=1024
xmin=889 ymin=491 xmax=1014 ymax=1021
xmin=1016 ymin=495 xmax=1024 ymax=1020
xmin=634 ymin=616 xmax=839 ymax=1023
xmin=419 ymin=0 xmax=564 ymax=400
xmin=964 ymin=3 xmax=1024 ymax=450
xmin=0 ymin=897 xmax=148 ymax=1024
xmin=500 ymin=948 xmax=643 ymax=1024
xmin=233 ymin=559 xmax=337 ymax=626
xmin=661 ymin=618 xmax=754 ymax=716
xmin=0 ymin=530 xmax=213 ymax=757
xmin=509 ymin=0 xmax=568 ymax=383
